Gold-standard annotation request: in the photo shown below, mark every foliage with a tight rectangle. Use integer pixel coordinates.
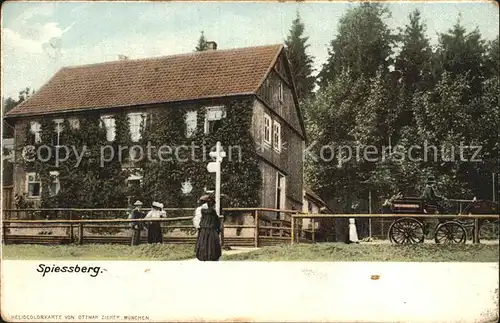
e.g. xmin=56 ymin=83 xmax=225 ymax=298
xmin=395 ymin=9 xmax=433 ymax=93
xmin=306 ymin=4 xmax=499 ymax=211
xmin=139 ymin=99 xmax=261 ymax=209
xmin=434 ymin=19 xmax=488 ymax=96
xmin=20 ymin=112 xmax=130 ymax=215
xmin=318 ymin=3 xmax=397 ymax=88
xmin=195 ymin=31 xmax=209 ymax=51
xmin=285 ymin=11 xmax=316 ymax=101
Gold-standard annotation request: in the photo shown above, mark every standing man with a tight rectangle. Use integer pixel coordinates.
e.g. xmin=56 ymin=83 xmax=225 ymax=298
xmin=129 ymin=200 xmax=145 ymax=246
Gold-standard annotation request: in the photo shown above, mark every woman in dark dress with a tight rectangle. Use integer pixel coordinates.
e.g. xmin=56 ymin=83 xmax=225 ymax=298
xmin=195 ymin=196 xmax=222 ymax=261
xmin=145 ymin=202 xmax=165 ymax=243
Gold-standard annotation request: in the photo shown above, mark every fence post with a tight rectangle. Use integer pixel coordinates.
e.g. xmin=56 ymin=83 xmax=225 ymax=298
xmin=69 ymin=210 xmax=74 ymax=243
xmin=291 ymin=215 xmax=295 ymax=244
xmin=77 ymin=223 xmax=84 ymax=245
xmin=254 ymin=210 xmax=259 ymax=248
xmin=368 ymin=190 xmax=372 ymax=239
xmin=1 ymin=221 xmax=5 ymax=244
xmin=311 ymin=218 xmax=315 ymax=244
xmin=473 ymin=218 xmax=480 ymax=244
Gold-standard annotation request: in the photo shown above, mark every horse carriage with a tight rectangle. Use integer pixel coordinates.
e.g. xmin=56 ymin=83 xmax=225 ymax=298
xmin=382 ymin=194 xmax=499 ymax=244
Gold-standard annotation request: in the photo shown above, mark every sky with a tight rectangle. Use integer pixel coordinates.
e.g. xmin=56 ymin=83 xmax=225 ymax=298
xmin=1 ymin=1 xmax=498 ymax=99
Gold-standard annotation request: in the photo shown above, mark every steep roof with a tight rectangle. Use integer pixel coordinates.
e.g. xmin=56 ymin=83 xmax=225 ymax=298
xmin=6 ymin=44 xmax=284 ymax=117
xmin=304 ymin=186 xmax=328 ymax=208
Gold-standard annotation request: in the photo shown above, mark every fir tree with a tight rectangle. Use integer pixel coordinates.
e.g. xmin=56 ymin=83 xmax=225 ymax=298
xmin=395 ymin=9 xmax=433 ymax=92
xmin=195 ymin=31 xmax=209 ymax=52
xmin=318 ymin=3 xmax=396 ymax=88
xmin=285 ymin=11 xmax=315 ymax=101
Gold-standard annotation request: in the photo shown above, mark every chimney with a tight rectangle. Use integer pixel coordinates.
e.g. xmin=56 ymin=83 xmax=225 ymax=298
xmin=206 ymin=41 xmax=217 ymax=50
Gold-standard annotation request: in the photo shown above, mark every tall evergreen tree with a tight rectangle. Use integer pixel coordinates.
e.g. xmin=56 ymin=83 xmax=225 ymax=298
xmin=195 ymin=31 xmax=209 ymax=52
xmin=285 ymin=11 xmax=315 ymax=101
xmin=485 ymin=36 xmax=499 ymax=78
xmin=318 ymin=3 xmax=396 ymax=88
xmin=395 ymin=9 xmax=433 ymax=92
xmin=434 ymin=19 xmax=487 ymax=96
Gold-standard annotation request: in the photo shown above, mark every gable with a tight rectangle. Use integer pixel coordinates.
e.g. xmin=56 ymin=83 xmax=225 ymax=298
xmin=255 ymin=50 xmax=306 ymax=140
xmin=274 ymin=54 xmax=291 ymax=84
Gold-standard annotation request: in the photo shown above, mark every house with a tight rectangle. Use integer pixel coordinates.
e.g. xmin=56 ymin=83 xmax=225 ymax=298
xmin=4 ymin=43 xmax=307 ymax=215
xmin=302 ymin=186 xmax=335 ymax=241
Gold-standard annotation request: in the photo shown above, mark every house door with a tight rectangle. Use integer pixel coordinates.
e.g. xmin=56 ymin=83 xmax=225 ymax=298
xmin=276 ymin=172 xmax=286 ymax=219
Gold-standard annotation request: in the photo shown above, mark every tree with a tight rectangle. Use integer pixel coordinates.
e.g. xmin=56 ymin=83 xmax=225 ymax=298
xmin=318 ymin=3 xmax=397 ymax=88
xmin=285 ymin=11 xmax=315 ymax=101
xmin=395 ymin=9 xmax=433 ymax=92
xmin=485 ymin=36 xmax=499 ymax=78
xmin=434 ymin=19 xmax=487 ymax=96
xmin=3 ymin=87 xmax=34 ymax=114
xmin=195 ymin=31 xmax=209 ymax=52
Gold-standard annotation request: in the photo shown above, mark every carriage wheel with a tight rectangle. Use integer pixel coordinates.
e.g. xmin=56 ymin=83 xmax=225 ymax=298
xmin=388 ymin=218 xmax=425 ymax=244
xmin=434 ymin=222 xmax=466 ymax=244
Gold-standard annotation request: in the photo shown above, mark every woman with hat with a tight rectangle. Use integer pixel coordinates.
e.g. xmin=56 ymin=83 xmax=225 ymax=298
xmin=145 ymin=201 xmax=165 ymax=243
xmin=195 ymin=194 xmax=222 ymax=261
xmin=128 ymin=200 xmax=145 ymax=246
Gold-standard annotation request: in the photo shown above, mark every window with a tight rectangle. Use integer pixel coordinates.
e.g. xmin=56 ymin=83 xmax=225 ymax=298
xmin=49 ymin=171 xmax=60 ymax=196
xmin=128 ymin=113 xmax=147 ymax=142
xmin=204 ymin=106 xmax=226 ymax=134
xmin=263 ymin=114 xmax=271 ymax=145
xmin=100 ymin=115 xmax=116 ymax=141
xmin=273 ymin=120 xmax=281 ymax=152
xmin=68 ymin=118 xmax=80 ymax=129
xmin=185 ymin=111 xmax=197 ymax=138
xmin=52 ymin=119 xmax=64 ymax=146
xmin=127 ymin=170 xmax=143 ymax=190
xmin=29 ymin=121 xmax=42 ymax=144
xmin=181 ymin=179 xmax=193 ymax=195
xmin=26 ymin=173 xmax=41 ymax=198
xmin=278 ymin=81 xmax=284 ymax=102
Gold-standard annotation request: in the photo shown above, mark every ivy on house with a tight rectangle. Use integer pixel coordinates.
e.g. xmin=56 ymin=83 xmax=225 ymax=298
xmin=138 ymin=99 xmax=262 ymax=210
xmin=21 ymin=112 xmax=131 ymax=214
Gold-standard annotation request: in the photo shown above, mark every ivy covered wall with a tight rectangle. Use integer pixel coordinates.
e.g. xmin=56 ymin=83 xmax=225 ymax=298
xmin=16 ymin=98 xmax=262 ymax=210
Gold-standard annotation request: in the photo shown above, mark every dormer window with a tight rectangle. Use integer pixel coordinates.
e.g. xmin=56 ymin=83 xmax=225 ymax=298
xmin=204 ymin=106 xmax=226 ymax=134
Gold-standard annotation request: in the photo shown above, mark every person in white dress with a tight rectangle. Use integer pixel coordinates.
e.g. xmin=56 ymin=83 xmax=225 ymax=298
xmin=193 ymin=196 xmax=209 ymax=233
xmin=348 ymin=218 xmax=359 ymax=244
xmin=145 ymin=201 xmax=165 ymax=243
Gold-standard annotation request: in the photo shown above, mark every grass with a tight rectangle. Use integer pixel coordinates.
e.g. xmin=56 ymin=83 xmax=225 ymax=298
xmin=2 ymin=244 xmax=196 ymax=261
xmin=223 ymin=243 xmax=500 ymax=262
xmin=2 ymin=243 xmax=499 ymax=262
